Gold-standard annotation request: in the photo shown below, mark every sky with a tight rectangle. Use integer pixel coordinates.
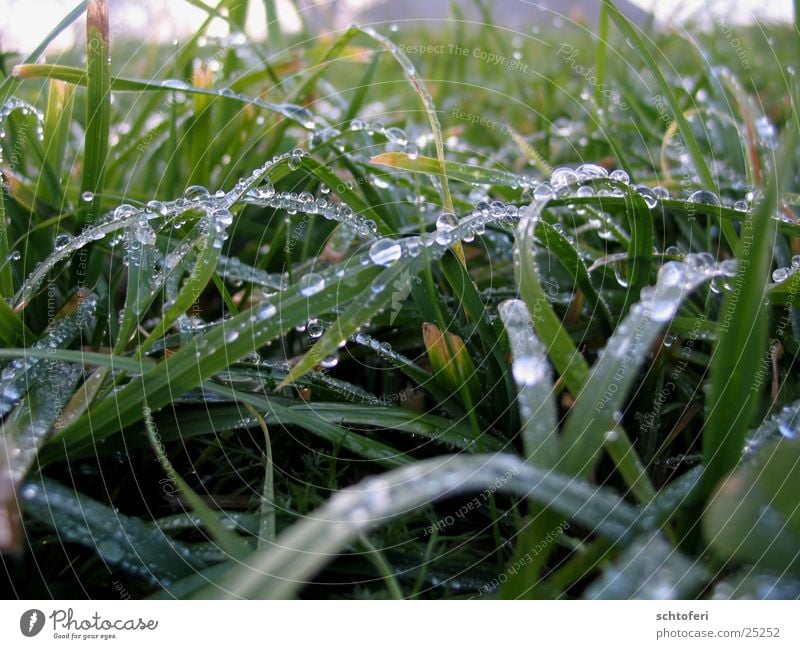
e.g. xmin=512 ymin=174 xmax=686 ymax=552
xmin=0 ymin=0 xmax=794 ymax=55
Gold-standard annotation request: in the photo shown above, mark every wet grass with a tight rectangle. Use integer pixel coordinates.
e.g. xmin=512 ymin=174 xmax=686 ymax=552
xmin=1 ymin=0 xmax=800 ymax=599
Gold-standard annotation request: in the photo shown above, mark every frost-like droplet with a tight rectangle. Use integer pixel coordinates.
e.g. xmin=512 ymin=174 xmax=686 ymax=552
xmin=512 ymin=356 xmax=547 ymax=387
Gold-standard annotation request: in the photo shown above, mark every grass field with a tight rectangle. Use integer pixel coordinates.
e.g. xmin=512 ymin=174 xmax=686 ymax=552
xmin=1 ymin=0 xmax=799 ymax=599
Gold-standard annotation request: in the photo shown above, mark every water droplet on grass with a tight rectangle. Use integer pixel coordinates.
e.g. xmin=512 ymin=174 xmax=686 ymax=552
xmin=609 ymin=169 xmax=630 ymax=184
xmin=299 ymin=273 xmax=325 ymax=297
xmin=688 ymin=190 xmax=720 ymax=206
xmin=369 ymin=238 xmax=402 ymax=266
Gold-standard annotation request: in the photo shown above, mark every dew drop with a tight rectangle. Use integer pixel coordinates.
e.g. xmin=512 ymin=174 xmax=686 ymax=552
xmin=772 ymin=267 xmax=790 ymax=283
xmin=299 ymin=272 xmax=325 ymax=297
xmin=609 ymin=169 xmax=630 ymax=184
xmin=688 ymin=190 xmax=720 ymax=206
xmin=369 ymin=238 xmax=403 ymax=266
xmin=256 ymin=302 xmax=277 ymax=320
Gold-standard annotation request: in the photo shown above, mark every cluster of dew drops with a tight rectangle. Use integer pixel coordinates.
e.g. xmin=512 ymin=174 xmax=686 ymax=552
xmin=2 ymin=92 xmax=791 ymax=371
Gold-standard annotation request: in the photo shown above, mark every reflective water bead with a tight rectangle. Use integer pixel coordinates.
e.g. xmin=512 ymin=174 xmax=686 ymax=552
xmin=635 ymin=185 xmax=658 ymax=209
xmin=54 ymin=233 xmax=73 ymax=250
xmin=307 ymin=320 xmax=324 ymax=338
xmin=533 ymin=183 xmax=554 ymax=201
xmin=551 ymin=167 xmax=578 ymax=188
xmin=772 ymin=267 xmax=790 ymax=283
xmin=183 ymin=185 xmax=210 ymax=201
xmin=609 ymin=169 xmax=630 ymax=184
xmin=368 ymin=238 xmax=403 ymax=266
xmin=688 ymin=190 xmax=720 ymax=206
xmin=320 ymin=354 xmax=339 ymax=369
xmin=299 ymin=272 xmax=326 ymax=297
xmin=256 ymin=302 xmax=277 ymax=320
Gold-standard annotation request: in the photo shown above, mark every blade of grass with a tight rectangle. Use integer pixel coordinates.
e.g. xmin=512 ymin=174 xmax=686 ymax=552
xmin=80 ymin=0 xmax=110 ymax=223
xmin=516 ymin=201 xmax=590 ymax=396
xmin=195 ymin=453 xmax=641 ymax=598
xmin=700 ymin=127 xmax=798 ymax=498
xmin=603 ymin=0 xmax=737 ymax=250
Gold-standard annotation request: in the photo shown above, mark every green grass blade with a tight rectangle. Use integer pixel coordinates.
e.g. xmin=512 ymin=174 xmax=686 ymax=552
xmin=700 ymin=128 xmax=798 ymax=497
xmin=603 ymin=0 xmax=737 ymax=250
xmin=371 ymin=152 xmax=523 ymax=188
xmin=515 ymin=201 xmax=590 ymax=396
xmin=195 ymin=454 xmax=640 ymax=598
xmin=80 ymin=0 xmax=111 ymax=222
xmin=498 ymin=299 xmax=558 ymax=466
xmin=144 ymin=405 xmax=251 ymax=559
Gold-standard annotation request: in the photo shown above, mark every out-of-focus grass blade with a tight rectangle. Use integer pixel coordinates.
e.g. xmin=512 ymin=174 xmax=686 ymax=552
xmin=704 ymin=439 xmax=800 ymax=575
xmin=357 ymin=27 xmax=453 ymax=212
xmin=371 ymin=152 xmax=523 ymax=188
xmin=0 ymin=300 xmax=33 ymax=346
xmin=43 ymin=80 xmax=75 ymax=196
xmin=196 ymin=454 xmax=641 ymax=598
xmin=603 ymin=0 xmax=737 ymax=250
xmin=262 ymin=0 xmax=285 ymax=52
xmin=701 ymin=128 xmax=797 ymax=498
xmin=80 ymin=0 xmax=111 ymax=222
xmin=583 ymin=532 xmax=706 ymax=599
xmin=12 ymin=64 xmax=318 ymax=131
xmin=205 ymin=384 xmax=411 ymax=467
xmin=343 ymin=50 xmax=382 ymax=124
xmin=20 ymin=476 xmax=206 ymax=584
xmin=499 ymin=299 xmax=558 ymax=465
xmin=0 ymin=292 xmax=97 ymax=550
xmin=0 ymin=1 xmax=87 ymax=104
